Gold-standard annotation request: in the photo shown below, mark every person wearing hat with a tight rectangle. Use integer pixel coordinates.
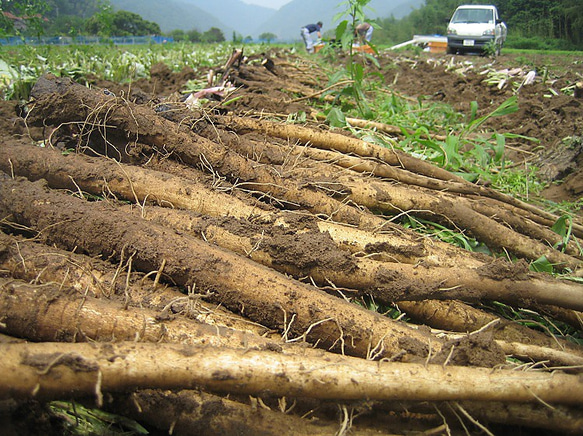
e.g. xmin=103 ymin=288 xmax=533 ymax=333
xmin=301 ymin=21 xmax=323 ymax=53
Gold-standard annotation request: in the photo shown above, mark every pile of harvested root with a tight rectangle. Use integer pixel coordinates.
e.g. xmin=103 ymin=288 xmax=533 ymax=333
xmin=1 ymin=50 xmax=582 ymax=434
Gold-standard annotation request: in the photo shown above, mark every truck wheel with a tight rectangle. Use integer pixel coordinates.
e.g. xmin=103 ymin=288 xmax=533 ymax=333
xmin=446 ymin=46 xmax=455 ymax=55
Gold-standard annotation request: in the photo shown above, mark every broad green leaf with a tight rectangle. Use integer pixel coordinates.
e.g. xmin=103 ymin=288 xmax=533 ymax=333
xmin=552 ymin=215 xmax=569 ymax=237
xmin=469 ymin=100 xmax=478 ymax=123
xmin=551 ymin=215 xmax=572 ymax=251
xmin=335 ymin=20 xmax=348 ymax=41
xmin=493 ymin=133 xmax=506 ymax=163
xmin=530 ymin=256 xmax=555 ymax=273
xmin=326 ymin=107 xmax=347 ymax=128
xmin=442 ymin=135 xmax=462 ymax=170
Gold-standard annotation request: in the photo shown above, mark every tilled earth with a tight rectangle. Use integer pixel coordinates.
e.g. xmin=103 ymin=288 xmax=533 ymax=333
xmin=375 ymin=51 xmax=583 ymax=204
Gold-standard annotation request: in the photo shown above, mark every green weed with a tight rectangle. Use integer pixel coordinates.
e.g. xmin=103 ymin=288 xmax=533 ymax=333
xmin=400 ymin=215 xmax=491 ymax=254
xmin=490 ymin=162 xmax=545 ymax=199
xmin=382 ymin=96 xmax=528 ymax=186
xmin=48 ymin=401 xmax=148 ymax=435
xmin=479 ymin=301 xmax=583 ymax=347
xmin=328 ymin=0 xmax=378 ymax=118
xmin=530 ymin=214 xmax=583 ymax=276
xmin=543 ymin=197 xmax=583 ymax=218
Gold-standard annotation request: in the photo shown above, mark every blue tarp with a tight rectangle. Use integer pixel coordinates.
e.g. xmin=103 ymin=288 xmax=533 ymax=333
xmin=0 ymin=35 xmax=174 ymax=46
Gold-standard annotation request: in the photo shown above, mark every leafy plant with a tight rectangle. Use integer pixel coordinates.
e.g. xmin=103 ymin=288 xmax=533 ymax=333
xmin=529 ymin=255 xmax=555 ymax=273
xmin=358 ymin=295 xmax=408 ymax=321
xmin=530 ymin=214 xmax=582 ymax=275
xmin=551 ymin=214 xmax=583 ymax=256
xmin=482 ymin=301 xmax=583 ymax=346
xmin=327 ymin=0 xmax=378 ymax=118
xmin=400 ymin=215 xmax=491 ymax=254
xmin=396 ymin=97 xmax=521 ymax=184
xmin=482 ymin=40 xmax=498 ymax=57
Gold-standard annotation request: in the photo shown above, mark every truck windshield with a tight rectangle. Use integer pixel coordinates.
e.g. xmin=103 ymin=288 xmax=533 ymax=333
xmin=452 ymin=9 xmax=494 ymax=24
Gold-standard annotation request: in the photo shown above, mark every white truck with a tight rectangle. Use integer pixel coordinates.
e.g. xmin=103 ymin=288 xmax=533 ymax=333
xmin=446 ymin=5 xmax=507 ymax=56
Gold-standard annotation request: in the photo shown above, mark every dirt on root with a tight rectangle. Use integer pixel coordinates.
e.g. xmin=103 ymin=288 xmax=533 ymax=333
xmin=71 ymin=50 xmax=583 ymax=205
xmin=0 ymin=48 xmax=581 ymax=435
xmin=0 ymin=47 xmax=579 ymax=312
xmin=0 ymin=46 xmax=579 ymax=338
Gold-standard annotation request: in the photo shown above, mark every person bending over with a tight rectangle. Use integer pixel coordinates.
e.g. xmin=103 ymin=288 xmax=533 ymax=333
xmin=301 ymin=21 xmax=323 ymax=53
xmin=355 ymin=22 xmax=373 ymax=45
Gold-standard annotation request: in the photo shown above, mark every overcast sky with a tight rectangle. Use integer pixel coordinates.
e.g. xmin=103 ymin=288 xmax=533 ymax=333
xmin=242 ymin=0 xmax=293 ymax=9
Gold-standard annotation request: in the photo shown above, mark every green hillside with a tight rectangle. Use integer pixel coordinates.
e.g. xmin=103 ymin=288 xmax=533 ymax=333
xmin=254 ymin=0 xmax=423 ymax=40
xmin=111 ymin=0 xmax=231 ymax=33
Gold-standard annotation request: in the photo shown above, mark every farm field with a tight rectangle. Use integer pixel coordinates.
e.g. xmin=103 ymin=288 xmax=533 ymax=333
xmin=0 ymin=43 xmax=582 ymax=434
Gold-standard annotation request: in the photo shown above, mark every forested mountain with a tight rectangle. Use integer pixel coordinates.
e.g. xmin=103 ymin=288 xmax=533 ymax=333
xmin=253 ymin=0 xmax=424 ymax=40
xmin=1 ymin=0 xmax=100 ymax=19
xmin=179 ymin=0 xmax=276 ymax=38
xmin=110 ymin=0 xmax=424 ymax=40
xmin=111 ymin=0 xmax=231 ymax=35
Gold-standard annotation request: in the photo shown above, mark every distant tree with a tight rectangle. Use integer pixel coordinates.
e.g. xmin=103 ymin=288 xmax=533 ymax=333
xmin=84 ymin=3 xmax=114 ymax=36
xmin=168 ymin=29 xmax=186 ymax=42
xmin=0 ymin=8 xmax=16 ymax=36
xmin=44 ymin=0 xmax=103 ymax=19
xmin=0 ymin=0 xmax=50 ymax=37
xmin=258 ymin=32 xmax=277 ymax=43
xmin=1 ymin=0 xmax=51 ymax=17
xmin=499 ymin=0 xmax=583 ymax=47
xmin=201 ymin=27 xmax=224 ymax=43
xmin=187 ymin=29 xmax=201 ymax=42
xmin=46 ymin=14 xmax=85 ymax=36
xmin=232 ymin=31 xmax=243 ymax=43
xmin=111 ymin=10 xmax=160 ymax=35
xmin=85 ymin=6 xmax=160 ymax=36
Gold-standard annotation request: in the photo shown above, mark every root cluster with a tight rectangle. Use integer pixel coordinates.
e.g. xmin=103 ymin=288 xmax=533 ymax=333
xmin=0 ymin=50 xmax=582 ymax=434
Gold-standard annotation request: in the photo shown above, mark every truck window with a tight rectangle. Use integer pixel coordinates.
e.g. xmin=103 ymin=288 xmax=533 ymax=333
xmin=452 ymin=9 xmax=494 ymax=24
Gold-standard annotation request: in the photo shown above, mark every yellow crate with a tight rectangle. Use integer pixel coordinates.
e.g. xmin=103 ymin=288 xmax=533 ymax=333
xmin=313 ymin=43 xmax=326 ymax=53
xmin=428 ymin=41 xmax=448 ymax=53
xmin=354 ymin=44 xmax=375 ymax=54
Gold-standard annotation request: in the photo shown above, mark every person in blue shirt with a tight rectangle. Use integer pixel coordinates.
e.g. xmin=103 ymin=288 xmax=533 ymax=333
xmin=301 ymin=21 xmax=323 ymax=53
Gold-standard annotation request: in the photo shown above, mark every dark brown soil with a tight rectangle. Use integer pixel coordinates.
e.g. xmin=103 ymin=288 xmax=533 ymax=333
xmin=375 ymin=51 xmax=583 ymax=204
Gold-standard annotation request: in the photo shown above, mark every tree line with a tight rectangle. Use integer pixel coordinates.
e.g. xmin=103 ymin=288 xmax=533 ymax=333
xmin=0 ymin=0 xmax=226 ymax=42
xmin=374 ymin=0 xmax=582 ymax=50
